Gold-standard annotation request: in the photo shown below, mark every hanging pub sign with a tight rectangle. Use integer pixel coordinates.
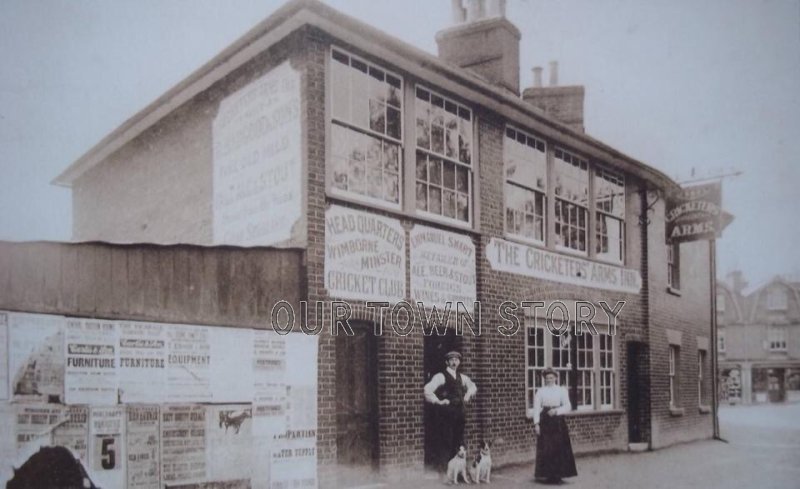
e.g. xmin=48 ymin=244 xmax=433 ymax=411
xmin=666 ymin=181 xmax=733 ymax=243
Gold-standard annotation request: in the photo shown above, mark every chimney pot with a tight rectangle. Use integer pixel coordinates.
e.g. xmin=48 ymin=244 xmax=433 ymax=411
xmin=549 ymin=60 xmax=559 ymax=86
xmin=532 ymin=67 xmax=543 ymax=88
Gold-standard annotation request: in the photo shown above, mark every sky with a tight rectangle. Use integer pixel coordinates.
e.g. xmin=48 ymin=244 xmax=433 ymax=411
xmin=1 ymin=0 xmax=799 ymax=287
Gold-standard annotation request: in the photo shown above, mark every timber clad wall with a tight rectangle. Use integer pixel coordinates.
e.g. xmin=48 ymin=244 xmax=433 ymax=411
xmin=0 ymin=241 xmax=304 ymax=328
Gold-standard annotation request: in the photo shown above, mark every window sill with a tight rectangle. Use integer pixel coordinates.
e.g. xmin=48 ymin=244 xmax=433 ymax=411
xmin=325 ymin=192 xmax=479 ymax=235
xmin=667 ymin=286 xmax=682 ymax=297
xmin=566 ymin=408 xmax=624 ymax=418
xmin=698 ymin=405 xmax=711 ymax=414
xmin=669 ymin=407 xmax=685 ymax=417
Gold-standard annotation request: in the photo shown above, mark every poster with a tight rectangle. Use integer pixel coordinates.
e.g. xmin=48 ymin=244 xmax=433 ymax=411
xmin=324 ymin=205 xmax=406 ymax=303
xmin=0 ymin=312 xmax=8 ymax=400
xmin=166 ymin=325 xmax=212 ymax=402
xmin=161 ymin=404 xmax=207 ymax=485
xmin=52 ymin=405 xmax=89 ymax=462
xmin=212 ymin=60 xmax=304 ymax=247
xmin=119 ymin=321 xmax=167 ymax=404
xmin=88 ymin=406 xmax=125 ymax=489
xmin=251 ymin=331 xmax=287 ymax=489
xmin=209 ymin=327 xmax=253 ymax=403
xmin=206 ymin=404 xmax=252 ymax=482
xmin=15 ymin=404 xmax=64 ymax=450
xmin=65 ymin=318 xmax=119 ymax=405
xmin=269 ymin=430 xmax=317 ymax=489
xmin=410 ymin=225 xmax=477 ymax=311
xmin=126 ymin=405 xmax=160 ymax=489
xmin=8 ymin=312 xmax=65 ymax=402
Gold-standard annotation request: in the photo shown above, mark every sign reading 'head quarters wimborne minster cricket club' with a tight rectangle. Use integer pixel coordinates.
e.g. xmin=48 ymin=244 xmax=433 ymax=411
xmin=324 ymin=205 xmax=406 ymax=303
xmin=666 ymin=181 xmax=734 ymax=243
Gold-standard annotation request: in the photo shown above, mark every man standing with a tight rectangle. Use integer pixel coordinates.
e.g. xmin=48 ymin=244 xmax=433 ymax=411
xmin=424 ymin=351 xmax=477 ymax=468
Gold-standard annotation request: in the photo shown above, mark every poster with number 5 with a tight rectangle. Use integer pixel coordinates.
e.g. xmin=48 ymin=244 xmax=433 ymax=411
xmin=88 ymin=406 xmax=125 ymax=489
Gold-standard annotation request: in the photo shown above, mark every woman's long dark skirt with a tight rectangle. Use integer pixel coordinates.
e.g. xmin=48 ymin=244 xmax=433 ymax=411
xmin=534 ymin=408 xmax=577 ymax=480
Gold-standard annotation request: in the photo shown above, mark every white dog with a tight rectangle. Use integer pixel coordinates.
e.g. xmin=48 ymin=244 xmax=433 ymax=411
xmin=446 ymin=445 xmax=470 ymax=484
xmin=468 ymin=441 xmax=492 ymax=483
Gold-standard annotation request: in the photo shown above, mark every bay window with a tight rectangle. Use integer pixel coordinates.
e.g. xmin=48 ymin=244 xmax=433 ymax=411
xmin=330 ymin=49 xmax=403 ymax=207
xmin=415 ymin=87 xmax=473 ymax=223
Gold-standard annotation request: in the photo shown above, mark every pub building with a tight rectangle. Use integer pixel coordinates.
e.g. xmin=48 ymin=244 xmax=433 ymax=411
xmin=0 ymin=0 xmax=718 ymax=486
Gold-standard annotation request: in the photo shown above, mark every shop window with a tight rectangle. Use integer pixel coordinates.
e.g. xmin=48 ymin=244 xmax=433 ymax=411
xmin=505 ymin=127 xmax=546 ymax=243
xmin=553 ymin=148 xmax=588 ymax=254
xmin=415 ymin=87 xmax=472 ymax=224
xmin=766 ymin=287 xmax=788 ymax=310
xmin=525 ymin=322 xmax=616 ymax=414
xmin=330 ymin=48 xmax=403 ymax=208
xmin=594 ymin=166 xmax=625 ymax=264
xmin=667 ymin=243 xmax=680 ymax=290
xmin=669 ymin=345 xmax=679 ymax=407
xmin=768 ymin=327 xmax=787 ymax=351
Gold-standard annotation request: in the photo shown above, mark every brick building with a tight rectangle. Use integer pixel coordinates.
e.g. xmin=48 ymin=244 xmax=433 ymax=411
xmin=2 ymin=0 xmax=715 ymax=486
xmin=717 ymin=272 xmax=800 ymax=404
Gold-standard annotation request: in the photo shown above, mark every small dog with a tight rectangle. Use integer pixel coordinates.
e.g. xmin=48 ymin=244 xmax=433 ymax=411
xmin=446 ymin=445 xmax=470 ymax=484
xmin=469 ymin=441 xmax=492 ymax=483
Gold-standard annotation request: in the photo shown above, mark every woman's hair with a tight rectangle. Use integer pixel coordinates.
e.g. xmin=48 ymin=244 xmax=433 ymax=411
xmin=542 ymin=367 xmax=557 ymax=378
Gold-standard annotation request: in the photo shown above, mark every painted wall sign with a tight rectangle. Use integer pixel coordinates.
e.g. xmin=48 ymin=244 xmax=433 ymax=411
xmin=666 ymin=181 xmax=733 ymax=243
xmin=325 ymin=205 xmax=406 ymax=302
xmin=213 ymin=61 xmax=304 ymax=247
xmin=410 ymin=225 xmax=476 ymax=310
xmin=486 ymin=238 xmax=642 ymax=294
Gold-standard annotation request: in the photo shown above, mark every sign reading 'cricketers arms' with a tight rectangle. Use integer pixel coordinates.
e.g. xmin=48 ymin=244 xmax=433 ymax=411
xmin=411 ymin=225 xmax=476 ymax=310
xmin=666 ymin=182 xmax=733 ymax=243
xmin=486 ymin=238 xmax=642 ymax=294
xmin=325 ymin=205 xmax=406 ymax=303
xmin=212 ymin=61 xmax=304 ymax=247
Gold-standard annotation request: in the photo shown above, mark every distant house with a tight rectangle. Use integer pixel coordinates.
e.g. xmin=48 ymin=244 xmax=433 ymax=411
xmin=718 ymin=271 xmax=800 ymax=404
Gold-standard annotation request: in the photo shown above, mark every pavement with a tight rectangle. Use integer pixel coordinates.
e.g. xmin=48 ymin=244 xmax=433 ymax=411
xmin=338 ymin=402 xmax=800 ymax=489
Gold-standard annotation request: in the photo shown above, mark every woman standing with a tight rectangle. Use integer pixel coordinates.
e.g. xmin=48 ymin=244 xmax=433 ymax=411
xmin=533 ymin=367 xmax=577 ymax=484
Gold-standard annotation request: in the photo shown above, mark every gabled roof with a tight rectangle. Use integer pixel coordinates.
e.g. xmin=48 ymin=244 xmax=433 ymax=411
xmin=53 ymin=0 xmax=679 ymax=193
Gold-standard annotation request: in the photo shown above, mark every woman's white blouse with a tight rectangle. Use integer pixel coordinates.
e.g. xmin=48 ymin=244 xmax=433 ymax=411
xmin=533 ymin=385 xmax=572 ymax=424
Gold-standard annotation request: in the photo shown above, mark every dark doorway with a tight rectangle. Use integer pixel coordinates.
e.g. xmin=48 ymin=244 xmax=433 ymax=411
xmin=336 ymin=322 xmax=379 ymax=470
xmin=627 ymin=341 xmax=648 ymax=444
xmin=423 ymin=329 xmax=460 ymax=469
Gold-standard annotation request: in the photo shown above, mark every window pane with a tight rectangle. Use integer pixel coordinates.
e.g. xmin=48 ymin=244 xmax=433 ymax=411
xmin=429 ymin=187 xmax=442 ymax=214
xmin=416 ymin=183 xmax=428 ymax=211
xmin=386 ymin=106 xmax=401 ymax=139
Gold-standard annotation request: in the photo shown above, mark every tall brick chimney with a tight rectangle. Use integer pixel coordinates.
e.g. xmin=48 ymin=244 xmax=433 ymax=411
xmin=523 ymin=61 xmax=586 ymax=133
xmin=436 ymin=0 xmax=521 ymax=95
